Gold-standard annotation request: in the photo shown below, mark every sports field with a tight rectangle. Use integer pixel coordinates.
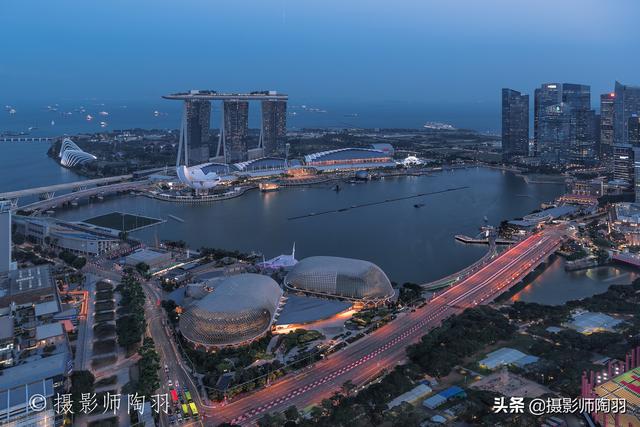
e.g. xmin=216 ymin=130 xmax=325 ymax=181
xmin=82 ymin=212 xmax=163 ymax=232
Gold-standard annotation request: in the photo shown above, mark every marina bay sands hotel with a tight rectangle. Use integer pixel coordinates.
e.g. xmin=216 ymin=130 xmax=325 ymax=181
xmin=163 ymin=90 xmax=288 ymax=166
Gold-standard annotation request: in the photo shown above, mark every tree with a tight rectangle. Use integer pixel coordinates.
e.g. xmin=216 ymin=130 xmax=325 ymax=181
xmin=284 ymin=405 xmax=299 ymax=421
xmin=70 ymin=371 xmax=95 ymax=412
xmin=137 ymin=337 xmax=160 ymax=397
xmin=341 ymin=380 xmax=356 ymax=396
xmin=72 ymin=257 xmax=87 ymax=269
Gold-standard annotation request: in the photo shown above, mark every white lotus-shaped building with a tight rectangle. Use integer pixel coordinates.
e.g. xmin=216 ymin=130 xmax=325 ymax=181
xmin=176 ymin=163 xmax=224 ymax=190
xmin=58 ymin=138 xmax=96 ymax=167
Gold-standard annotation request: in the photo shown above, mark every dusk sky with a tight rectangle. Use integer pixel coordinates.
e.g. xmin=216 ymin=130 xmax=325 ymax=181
xmin=2 ymin=0 xmax=639 ymax=107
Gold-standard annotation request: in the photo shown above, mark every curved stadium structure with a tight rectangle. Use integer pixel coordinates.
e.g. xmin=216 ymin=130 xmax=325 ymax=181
xmin=179 ymin=274 xmax=284 ymax=350
xmin=285 ymin=256 xmax=394 ymax=304
xmin=58 ymin=138 xmax=96 ymax=168
xmin=303 ymin=148 xmax=393 ymax=168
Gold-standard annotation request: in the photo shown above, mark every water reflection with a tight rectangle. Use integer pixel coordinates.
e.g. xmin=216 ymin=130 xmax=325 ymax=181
xmin=512 ymin=257 xmax=640 ymax=305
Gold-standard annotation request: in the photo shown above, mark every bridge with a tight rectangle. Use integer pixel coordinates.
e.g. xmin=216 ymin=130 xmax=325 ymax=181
xmin=0 ymin=137 xmax=53 ymax=143
xmin=18 ymin=180 xmax=149 ymax=212
xmin=0 ymin=175 xmax=134 ymax=207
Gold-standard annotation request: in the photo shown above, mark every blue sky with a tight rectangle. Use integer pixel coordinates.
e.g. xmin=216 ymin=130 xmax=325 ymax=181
xmin=1 ymin=0 xmax=639 ymax=107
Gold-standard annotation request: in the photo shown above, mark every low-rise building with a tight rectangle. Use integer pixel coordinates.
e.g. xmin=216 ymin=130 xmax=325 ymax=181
xmin=13 ymin=216 xmax=120 ymax=256
xmin=124 ymin=248 xmax=172 ymax=270
xmin=566 ymin=311 xmax=623 ymax=335
xmin=479 ymin=347 xmax=539 ymax=370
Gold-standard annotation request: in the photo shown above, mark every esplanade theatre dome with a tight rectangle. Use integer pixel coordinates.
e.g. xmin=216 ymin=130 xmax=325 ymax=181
xmin=179 ymin=274 xmax=283 ymax=349
xmin=284 ymin=256 xmax=394 ymax=303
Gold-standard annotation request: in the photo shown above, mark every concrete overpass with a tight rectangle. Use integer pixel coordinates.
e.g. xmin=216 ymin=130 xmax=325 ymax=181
xmin=18 ymin=180 xmax=149 ymax=212
xmin=0 ymin=137 xmax=53 ymax=143
xmin=0 ymin=175 xmax=134 ymax=207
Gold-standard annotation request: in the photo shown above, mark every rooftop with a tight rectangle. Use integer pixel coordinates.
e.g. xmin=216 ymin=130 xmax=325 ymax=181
xmin=35 ymin=322 xmax=64 ymax=341
xmin=567 ymin=311 xmax=623 ymax=335
xmin=479 ymin=347 xmax=539 ymax=370
xmin=0 ymin=266 xmax=54 ymax=306
xmin=0 ymin=351 xmax=69 ymax=390
xmin=163 ymin=90 xmax=288 ymax=101
xmin=34 ymin=300 xmax=59 ymax=317
xmin=0 ymin=316 xmax=13 ymax=341
xmin=275 ymin=295 xmax=352 ymax=326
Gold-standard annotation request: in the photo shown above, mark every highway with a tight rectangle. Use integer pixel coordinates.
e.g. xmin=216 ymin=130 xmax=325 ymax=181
xmin=205 ymin=227 xmax=565 ymax=426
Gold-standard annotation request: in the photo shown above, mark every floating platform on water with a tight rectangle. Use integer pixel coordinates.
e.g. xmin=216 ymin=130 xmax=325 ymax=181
xmin=454 ymin=235 xmax=515 ymax=245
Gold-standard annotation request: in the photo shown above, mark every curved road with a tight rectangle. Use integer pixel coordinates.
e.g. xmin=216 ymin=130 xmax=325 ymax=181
xmin=207 ymin=228 xmax=565 ymax=425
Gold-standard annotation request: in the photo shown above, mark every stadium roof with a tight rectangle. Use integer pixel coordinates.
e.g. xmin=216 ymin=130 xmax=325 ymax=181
xmin=304 ymin=148 xmax=391 ymax=163
xmin=179 ymin=274 xmax=283 ymax=347
xmin=285 ymin=256 xmax=394 ymax=302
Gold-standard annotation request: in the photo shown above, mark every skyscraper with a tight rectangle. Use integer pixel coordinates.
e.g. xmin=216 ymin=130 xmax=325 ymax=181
xmin=614 ymin=81 xmax=640 ymax=145
xmin=634 ymin=148 xmax=640 ymax=203
xmin=613 ymin=144 xmax=634 ymax=185
xmin=185 ymin=99 xmax=211 ymax=165
xmin=223 ymin=100 xmax=249 ymax=163
xmin=534 ymin=83 xmax=562 ymax=157
xmin=501 ymin=88 xmax=529 ymax=162
xmin=0 ymin=201 xmax=11 ymax=273
xmin=534 ymin=83 xmax=595 ymax=164
xmin=261 ymin=100 xmax=287 ymax=157
xmin=600 ymin=93 xmax=616 ymax=160
xmin=628 ymin=115 xmax=640 ymax=147
xmin=569 ymin=108 xmax=597 ymax=165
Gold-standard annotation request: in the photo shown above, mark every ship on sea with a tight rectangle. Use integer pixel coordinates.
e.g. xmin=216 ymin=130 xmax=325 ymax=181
xmin=423 ymin=121 xmax=456 ymax=131
xmin=259 ymin=182 xmax=280 ymax=192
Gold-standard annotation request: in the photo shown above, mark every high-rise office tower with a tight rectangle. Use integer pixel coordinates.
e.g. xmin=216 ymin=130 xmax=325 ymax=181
xmin=501 ymin=89 xmax=529 ymax=162
xmin=613 ymin=144 xmax=635 ymax=185
xmin=0 ymin=201 xmax=11 ymax=273
xmin=600 ymin=93 xmax=616 ymax=160
xmin=569 ymin=108 xmax=597 ymax=165
xmin=535 ymin=83 xmax=595 ymax=164
xmin=261 ymin=100 xmax=287 ymax=157
xmin=634 ymin=148 xmax=640 ymax=202
xmin=561 ymin=83 xmax=591 ymax=111
xmin=614 ymin=81 xmax=640 ymax=145
xmin=223 ymin=100 xmax=249 ymax=163
xmin=534 ymin=83 xmax=562 ymax=156
xmin=628 ymin=115 xmax=640 ymax=147
xmin=185 ymin=100 xmax=211 ymax=165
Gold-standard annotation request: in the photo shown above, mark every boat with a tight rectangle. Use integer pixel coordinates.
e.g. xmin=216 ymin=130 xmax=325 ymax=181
xmin=99 ymin=121 xmax=108 ymax=128
xmin=259 ymin=182 xmax=280 ymax=192
xmin=86 ymin=114 xmax=93 ymax=121
xmin=414 ymin=203 xmax=425 ymax=208
xmin=98 ymin=111 xmax=109 ymax=116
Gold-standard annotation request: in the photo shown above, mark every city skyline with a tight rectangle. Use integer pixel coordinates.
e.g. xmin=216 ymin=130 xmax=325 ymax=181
xmin=1 ymin=0 xmax=639 ymax=107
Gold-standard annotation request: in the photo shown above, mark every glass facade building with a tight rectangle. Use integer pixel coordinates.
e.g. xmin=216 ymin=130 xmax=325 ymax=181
xmin=261 ymin=100 xmax=287 ymax=157
xmin=223 ymin=100 xmax=250 ymax=163
xmin=600 ymin=93 xmax=616 ymax=160
xmin=614 ymin=81 xmax=640 ymax=146
xmin=185 ymin=100 xmax=211 ymax=165
xmin=534 ymin=83 xmax=595 ymax=165
xmin=501 ymin=88 xmax=529 ymax=162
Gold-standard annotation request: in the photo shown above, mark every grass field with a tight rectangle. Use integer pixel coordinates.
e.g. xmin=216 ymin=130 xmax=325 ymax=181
xmin=82 ymin=211 xmax=162 ymax=232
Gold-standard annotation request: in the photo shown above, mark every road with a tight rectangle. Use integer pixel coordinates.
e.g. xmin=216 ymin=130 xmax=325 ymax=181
xmin=142 ymin=280 xmax=205 ymax=427
xmin=206 ymin=227 xmax=565 ymax=426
